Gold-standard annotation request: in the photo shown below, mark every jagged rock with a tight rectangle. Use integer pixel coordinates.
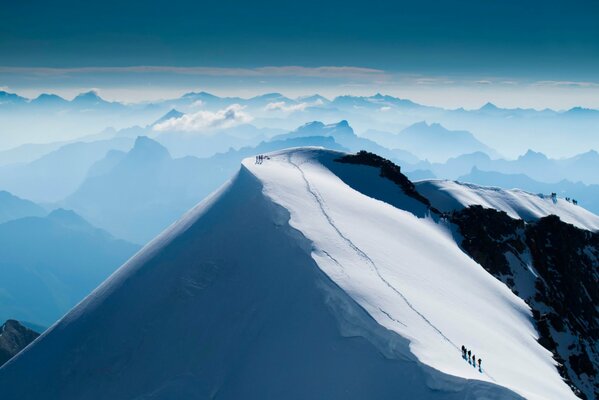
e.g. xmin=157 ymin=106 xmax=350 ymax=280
xmin=0 ymin=320 xmax=39 ymax=366
xmin=450 ymin=208 xmax=598 ymax=399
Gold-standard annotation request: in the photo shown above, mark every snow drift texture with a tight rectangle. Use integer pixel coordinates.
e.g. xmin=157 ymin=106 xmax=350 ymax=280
xmin=0 ymin=148 xmax=583 ymax=399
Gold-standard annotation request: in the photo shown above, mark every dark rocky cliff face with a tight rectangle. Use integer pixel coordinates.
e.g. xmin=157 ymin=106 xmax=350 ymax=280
xmin=335 ymin=151 xmax=433 ymax=207
xmin=451 ymin=207 xmax=598 ymax=400
xmin=0 ymin=320 xmax=40 ymax=367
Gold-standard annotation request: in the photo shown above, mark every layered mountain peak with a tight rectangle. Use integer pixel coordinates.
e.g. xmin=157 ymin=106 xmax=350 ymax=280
xmin=31 ymin=93 xmax=68 ymax=105
xmin=152 ymin=108 xmax=184 ymax=126
xmin=479 ymin=102 xmax=499 ymax=111
xmin=129 ymin=136 xmax=170 ymax=160
xmin=518 ymin=149 xmax=549 ymax=162
xmin=47 ymin=208 xmax=92 ymax=229
xmin=291 ymin=120 xmax=355 ymax=138
xmin=72 ymin=90 xmax=105 ymax=104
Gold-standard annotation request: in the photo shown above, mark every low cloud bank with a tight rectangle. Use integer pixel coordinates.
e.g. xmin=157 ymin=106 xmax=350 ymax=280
xmin=153 ymin=104 xmax=252 ymax=132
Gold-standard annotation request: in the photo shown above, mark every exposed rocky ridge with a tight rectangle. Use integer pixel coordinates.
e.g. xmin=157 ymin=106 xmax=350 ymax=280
xmin=0 ymin=320 xmax=39 ymax=367
xmin=335 ymin=151 xmax=434 ymax=209
xmin=450 ymin=206 xmax=598 ymax=400
xmin=336 ymin=151 xmax=597 ymax=399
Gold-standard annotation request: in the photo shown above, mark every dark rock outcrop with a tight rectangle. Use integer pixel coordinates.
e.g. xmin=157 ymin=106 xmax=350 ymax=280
xmin=336 ymin=151 xmax=433 ymax=208
xmin=450 ymin=208 xmax=598 ymax=400
xmin=0 ymin=320 xmax=39 ymax=366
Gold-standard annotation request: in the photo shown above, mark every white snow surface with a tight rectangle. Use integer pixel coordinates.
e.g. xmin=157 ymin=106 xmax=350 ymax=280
xmin=416 ymin=179 xmax=599 ymax=232
xmin=0 ymin=148 xmax=580 ymax=399
xmin=247 ymin=149 xmax=576 ymax=400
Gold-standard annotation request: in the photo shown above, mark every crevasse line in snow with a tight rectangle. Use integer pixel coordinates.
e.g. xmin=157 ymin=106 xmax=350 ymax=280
xmin=287 ymin=154 xmax=474 ymax=366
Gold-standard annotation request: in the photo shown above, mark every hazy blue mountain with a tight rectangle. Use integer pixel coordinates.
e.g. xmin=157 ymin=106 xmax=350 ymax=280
xmin=557 ymin=150 xmax=599 ymax=184
xmin=404 ymin=169 xmax=437 ymax=181
xmin=0 ymin=137 xmax=135 ymax=202
xmin=151 ymin=108 xmax=184 ymax=126
xmin=111 ymin=125 xmax=150 ymax=139
xmin=564 ymin=107 xmax=599 ymax=118
xmin=272 ymin=120 xmax=412 ymax=164
xmin=360 ymin=129 xmax=426 ymax=164
xmin=155 ymin=123 xmax=282 ymax=158
xmin=65 ymin=134 xmax=346 ymax=244
xmin=276 ymin=120 xmax=355 ymax=140
xmin=419 ymin=151 xmax=498 ymax=179
xmin=30 ymin=93 xmax=69 ymax=108
xmin=0 ymin=209 xmax=139 ymax=327
xmin=297 ymin=94 xmax=330 ymax=104
xmin=0 ymin=191 xmax=46 ymax=224
xmin=70 ymin=91 xmax=124 ymax=111
xmin=84 ymin=149 xmax=127 ymax=178
xmin=412 ymin=149 xmax=599 ymax=185
xmin=458 ymin=167 xmax=599 ymax=214
xmin=0 ymin=91 xmax=27 ymax=107
xmin=63 ymin=137 xmax=210 ymax=243
xmin=331 ymin=94 xmax=424 ymax=110
xmin=393 ymin=122 xmax=499 ymax=162
xmin=172 ymin=91 xmax=244 ymax=109
xmin=0 ymin=141 xmax=71 ymax=167
xmin=244 ymin=92 xmax=295 ymax=107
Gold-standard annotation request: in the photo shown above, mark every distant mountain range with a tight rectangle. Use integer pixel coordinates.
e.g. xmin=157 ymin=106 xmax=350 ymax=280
xmin=0 ymin=118 xmax=598 ymax=245
xmin=0 ymin=190 xmax=46 ymax=224
xmin=411 ymin=150 xmax=599 ymax=185
xmin=0 ymin=137 xmax=135 ymax=202
xmin=63 ymin=133 xmax=348 ymax=243
xmin=362 ymin=121 xmax=499 ymax=162
xmin=1 ymin=89 xmax=598 ymax=157
xmin=0 ymin=207 xmax=139 ymax=326
xmin=3 ymin=89 xmax=596 ymax=117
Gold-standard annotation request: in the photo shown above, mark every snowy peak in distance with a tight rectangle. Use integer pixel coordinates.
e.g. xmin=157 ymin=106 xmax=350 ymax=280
xmin=0 ymin=147 xmax=586 ymax=400
xmin=152 ymin=108 xmax=184 ymax=126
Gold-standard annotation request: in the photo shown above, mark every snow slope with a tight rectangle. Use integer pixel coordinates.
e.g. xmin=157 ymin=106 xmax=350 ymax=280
xmin=0 ymin=148 xmax=579 ymax=399
xmin=416 ymin=179 xmax=599 ymax=232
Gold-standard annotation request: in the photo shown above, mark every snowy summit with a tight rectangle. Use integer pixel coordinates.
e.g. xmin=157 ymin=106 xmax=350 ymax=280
xmin=0 ymin=148 xmax=589 ymax=399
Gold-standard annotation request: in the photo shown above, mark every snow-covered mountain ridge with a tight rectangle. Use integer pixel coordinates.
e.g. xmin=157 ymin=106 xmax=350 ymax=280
xmin=416 ymin=179 xmax=599 ymax=232
xmin=0 ymin=148 xmax=594 ymax=399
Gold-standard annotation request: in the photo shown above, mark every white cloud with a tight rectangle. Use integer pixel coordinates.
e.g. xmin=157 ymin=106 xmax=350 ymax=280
xmin=153 ymin=104 xmax=252 ymax=132
xmin=264 ymin=101 xmax=309 ymax=112
xmin=190 ymin=99 xmax=204 ymax=108
xmin=379 ymin=106 xmax=392 ymax=112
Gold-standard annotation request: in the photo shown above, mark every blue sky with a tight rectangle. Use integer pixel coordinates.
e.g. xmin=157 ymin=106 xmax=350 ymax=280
xmin=1 ymin=0 xmax=598 ymax=108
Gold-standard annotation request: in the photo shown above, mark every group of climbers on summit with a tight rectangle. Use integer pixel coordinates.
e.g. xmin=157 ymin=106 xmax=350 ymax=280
xmin=462 ymin=345 xmax=482 ymax=370
xmin=255 ymin=154 xmax=269 ymax=164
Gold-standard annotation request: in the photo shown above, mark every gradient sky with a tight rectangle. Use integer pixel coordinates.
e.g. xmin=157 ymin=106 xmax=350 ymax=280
xmin=2 ymin=0 xmax=599 ymax=108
